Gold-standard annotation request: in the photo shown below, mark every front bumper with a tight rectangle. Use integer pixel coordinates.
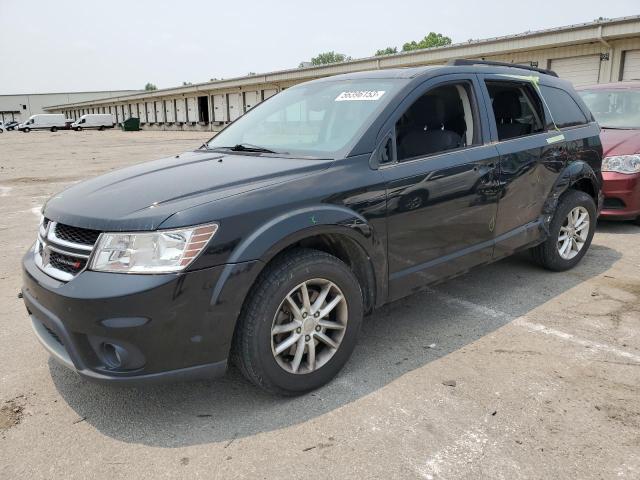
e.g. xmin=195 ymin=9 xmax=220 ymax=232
xmin=22 ymin=251 xmax=262 ymax=384
xmin=600 ymin=171 xmax=640 ymax=220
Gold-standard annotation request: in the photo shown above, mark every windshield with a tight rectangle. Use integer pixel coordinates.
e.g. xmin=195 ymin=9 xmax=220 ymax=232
xmin=205 ymin=79 xmax=404 ymax=158
xmin=579 ymin=89 xmax=640 ymax=129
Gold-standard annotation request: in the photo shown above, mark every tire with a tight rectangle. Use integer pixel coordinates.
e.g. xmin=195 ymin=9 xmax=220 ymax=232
xmin=634 ymin=216 xmax=640 ymax=226
xmin=23 ymin=127 xmax=30 ymax=133
xmin=75 ymin=127 xmax=82 ymax=131
xmin=51 ymin=126 xmax=57 ymax=132
xmin=98 ymin=126 xmax=104 ymax=131
xmin=232 ymin=248 xmax=363 ymax=396
xmin=530 ymin=190 xmax=596 ymax=271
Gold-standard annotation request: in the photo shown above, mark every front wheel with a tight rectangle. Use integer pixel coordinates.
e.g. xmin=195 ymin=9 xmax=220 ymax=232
xmin=75 ymin=127 xmax=82 ymax=131
xmin=530 ymin=190 xmax=596 ymax=271
xmin=233 ymin=248 xmax=363 ymax=395
xmin=51 ymin=126 xmax=57 ymax=132
xmin=23 ymin=127 xmax=30 ymax=133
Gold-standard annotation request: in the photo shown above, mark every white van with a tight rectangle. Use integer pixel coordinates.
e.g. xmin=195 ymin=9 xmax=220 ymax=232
xmin=71 ymin=114 xmax=115 ymax=131
xmin=18 ymin=114 xmax=67 ymax=132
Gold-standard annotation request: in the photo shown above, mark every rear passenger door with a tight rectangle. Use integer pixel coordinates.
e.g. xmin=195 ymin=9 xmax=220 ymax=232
xmin=478 ymin=75 xmax=566 ymax=258
xmin=381 ymin=74 xmax=501 ymax=300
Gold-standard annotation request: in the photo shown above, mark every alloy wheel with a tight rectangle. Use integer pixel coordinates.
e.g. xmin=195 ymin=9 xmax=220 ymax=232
xmin=557 ymin=206 xmax=590 ymax=260
xmin=271 ymin=278 xmax=348 ymax=374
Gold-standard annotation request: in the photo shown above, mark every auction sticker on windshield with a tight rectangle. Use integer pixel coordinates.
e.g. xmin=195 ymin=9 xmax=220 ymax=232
xmin=335 ymin=91 xmax=385 ymax=102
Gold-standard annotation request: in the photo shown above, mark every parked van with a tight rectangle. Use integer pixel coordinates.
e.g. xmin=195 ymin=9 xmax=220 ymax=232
xmin=18 ymin=114 xmax=67 ymax=132
xmin=71 ymin=114 xmax=116 ymax=131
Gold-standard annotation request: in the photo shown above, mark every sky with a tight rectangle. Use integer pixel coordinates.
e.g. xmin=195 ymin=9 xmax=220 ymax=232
xmin=0 ymin=0 xmax=638 ymax=94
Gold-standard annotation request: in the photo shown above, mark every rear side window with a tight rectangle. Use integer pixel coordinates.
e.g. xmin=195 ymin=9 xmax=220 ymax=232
xmin=485 ymin=81 xmax=544 ymax=141
xmin=539 ymin=85 xmax=588 ymax=129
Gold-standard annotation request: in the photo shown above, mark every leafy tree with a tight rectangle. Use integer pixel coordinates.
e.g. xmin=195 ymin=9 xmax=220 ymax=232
xmin=300 ymin=51 xmax=352 ymax=67
xmin=375 ymin=47 xmax=398 ymax=56
xmin=402 ymin=32 xmax=452 ymax=52
xmin=182 ymin=81 xmax=193 ymax=86
xmin=144 ymin=83 xmax=157 ymax=91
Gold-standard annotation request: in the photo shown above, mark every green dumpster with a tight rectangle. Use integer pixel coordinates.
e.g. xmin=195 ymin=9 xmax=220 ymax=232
xmin=122 ymin=117 xmax=140 ymax=131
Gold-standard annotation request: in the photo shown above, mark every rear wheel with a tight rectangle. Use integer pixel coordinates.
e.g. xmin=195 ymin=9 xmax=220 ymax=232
xmin=50 ymin=126 xmax=57 ymax=132
xmin=233 ymin=248 xmax=363 ymax=395
xmin=75 ymin=127 xmax=82 ymax=131
xmin=98 ymin=126 xmax=104 ymax=131
xmin=530 ymin=190 xmax=596 ymax=271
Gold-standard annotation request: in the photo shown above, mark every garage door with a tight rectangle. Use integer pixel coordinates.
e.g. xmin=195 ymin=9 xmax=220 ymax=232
xmin=212 ymin=95 xmax=227 ymax=122
xmin=176 ymin=99 xmax=187 ymax=123
xmin=146 ymin=102 xmax=155 ymax=123
xmin=263 ymin=88 xmax=278 ymax=100
xmin=550 ymin=55 xmax=601 ymax=87
xmin=622 ymin=50 xmax=640 ymax=80
xmin=227 ymin=93 xmax=242 ymax=121
xmin=244 ymin=91 xmax=259 ymax=112
xmin=187 ymin=98 xmax=197 ymax=122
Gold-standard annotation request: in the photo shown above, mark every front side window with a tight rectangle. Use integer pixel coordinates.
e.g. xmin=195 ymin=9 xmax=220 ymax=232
xmin=578 ymin=89 xmax=640 ymax=129
xmin=540 ymin=85 xmax=588 ymax=129
xmin=485 ymin=81 xmax=544 ymax=141
xmin=206 ymin=79 xmax=405 ymax=158
xmin=395 ymin=82 xmax=478 ymax=162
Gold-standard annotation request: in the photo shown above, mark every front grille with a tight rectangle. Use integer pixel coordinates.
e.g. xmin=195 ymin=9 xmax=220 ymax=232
xmin=49 ymin=251 xmax=87 ymax=275
xmin=55 ymin=223 xmax=101 ymax=246
xmin=35 ymin=219 xmax=100 ymax=281
xmin=42 ymin=323 xmax=63 ymax=346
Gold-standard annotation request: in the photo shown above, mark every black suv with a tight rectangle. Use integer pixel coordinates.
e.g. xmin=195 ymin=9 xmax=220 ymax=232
xmin=22 ymin=60 xmax=603 ymax=395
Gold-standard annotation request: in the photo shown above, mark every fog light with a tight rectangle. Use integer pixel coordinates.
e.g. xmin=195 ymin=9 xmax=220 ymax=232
xmin=88 ymin=336 xmax=146 ymax=371
xmin=101 ymin=342 xmax=128 ymax=369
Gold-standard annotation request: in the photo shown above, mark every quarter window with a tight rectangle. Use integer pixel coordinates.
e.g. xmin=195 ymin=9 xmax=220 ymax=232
xmin=395 ymin=82 xmax=478 ymax=162
xmin=539 ymin=85 xmax=588 ymax=129
xmin=485 ymin=81 xmax=545 ymax=141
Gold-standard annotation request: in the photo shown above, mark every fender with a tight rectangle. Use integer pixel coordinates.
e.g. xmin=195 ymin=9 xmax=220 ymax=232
xmin=226 ymin=204 xmax=375 ymax=264
xmin=211 ymin=204 xmax=386 ymax=314
xmin=541 ymin=160 xmax=601 ymax=233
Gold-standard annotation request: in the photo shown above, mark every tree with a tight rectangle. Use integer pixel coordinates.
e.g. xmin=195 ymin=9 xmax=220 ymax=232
xmin=144 ymin=83 xmax=157 ymax=91
xmin=375 ymin=47 xmax=398 ymax=56
xmin=402 ymin=32 xmax=452 ymax=52
xmin=182 ymin=81 xmax=193 ymax=86
xmin=300 ymin=51 xmax=352 ymax=67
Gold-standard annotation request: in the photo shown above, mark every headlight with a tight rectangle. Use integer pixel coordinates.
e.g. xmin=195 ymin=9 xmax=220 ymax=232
xmin=90 ymin=223 xmax=218 ymax=273
xmin=602 ymin=154 xmax=640 ymax=174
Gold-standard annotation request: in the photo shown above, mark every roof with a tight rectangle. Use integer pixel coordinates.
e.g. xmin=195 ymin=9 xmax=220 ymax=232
xmin=303 ymin=64 xmax=564 ymax=88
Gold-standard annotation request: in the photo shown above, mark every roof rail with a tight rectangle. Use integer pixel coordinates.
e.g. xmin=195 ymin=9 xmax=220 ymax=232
xmin=447 ymin=59 xmax=558 ymax=77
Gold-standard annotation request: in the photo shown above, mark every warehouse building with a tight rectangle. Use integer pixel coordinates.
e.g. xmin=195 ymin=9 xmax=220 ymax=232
xmin=0 ymin=90 xmax=139 ymax=123
xmin=44 ymin=15 xmax=640 ymax=132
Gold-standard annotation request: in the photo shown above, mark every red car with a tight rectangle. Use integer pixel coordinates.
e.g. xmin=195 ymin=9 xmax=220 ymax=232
xmin=578 ymin=82 xmax=640 ymax=224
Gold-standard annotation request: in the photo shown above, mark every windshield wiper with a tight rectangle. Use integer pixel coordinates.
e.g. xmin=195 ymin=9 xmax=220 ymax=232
xmin=200 ymin=142 xmax=212 ymax=150
xmin=225 ymin=143 xmax=281 ymax=154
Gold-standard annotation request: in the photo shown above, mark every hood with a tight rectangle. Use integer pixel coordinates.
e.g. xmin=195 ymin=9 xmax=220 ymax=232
xmin=44 ymin=151 xmax=333 ymax=231
xmin=600 ymin=128 xmax=640 ymax=157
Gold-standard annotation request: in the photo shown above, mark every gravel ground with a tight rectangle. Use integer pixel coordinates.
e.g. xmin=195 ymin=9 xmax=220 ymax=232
xmin=1 ymin=130 xmax=639 ymax=479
